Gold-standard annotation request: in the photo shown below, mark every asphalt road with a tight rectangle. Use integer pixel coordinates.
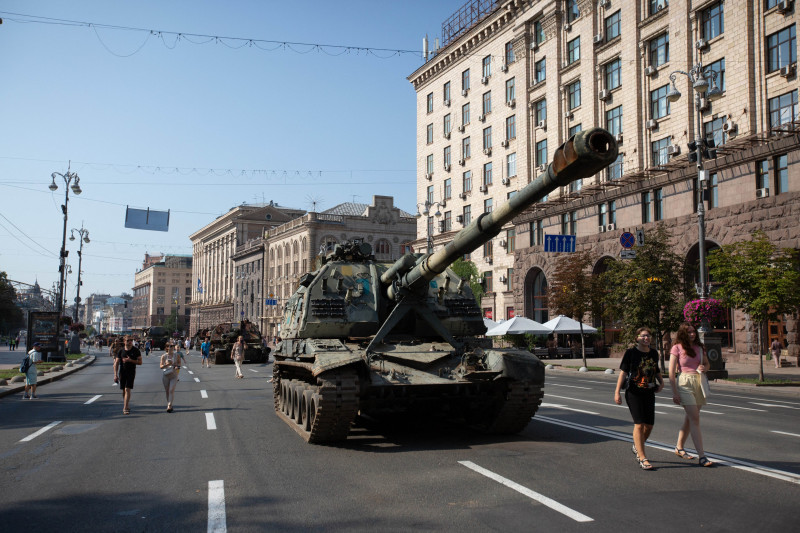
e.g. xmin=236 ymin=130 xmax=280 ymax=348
xmin=0 ymin=349 xmax=798 ymax=532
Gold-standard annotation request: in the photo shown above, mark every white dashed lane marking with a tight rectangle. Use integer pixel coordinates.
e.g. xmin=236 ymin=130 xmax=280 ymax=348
xmin=84 ymin=395 xmax=102 ymax=405
xmin=201 ymin=390 xmax=208 ymax=399
xmin=20 ymin=421 xmax=62 ymax=442
xmin=206 ymin=413 xmax=217 ymax=430
xmin=208 ymin=479 xmax=227 ymax=532
xmin=194 ymin=377 xmax=201 ymax=383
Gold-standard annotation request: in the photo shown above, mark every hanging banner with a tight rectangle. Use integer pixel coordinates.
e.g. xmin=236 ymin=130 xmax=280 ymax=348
xmin=124 ymin=206 xmax=170 ymax=232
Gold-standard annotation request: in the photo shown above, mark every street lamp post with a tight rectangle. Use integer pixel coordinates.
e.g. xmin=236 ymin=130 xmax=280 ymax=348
xmin=69 ymin=224 xmax=90 ymax=323
xmin=49 ymin=167 xmax=82 ymax=359
xmin=415 ymin=200 xmax=443 ymax=254
xmin=666 ymin=62 xmax=723 ymax=302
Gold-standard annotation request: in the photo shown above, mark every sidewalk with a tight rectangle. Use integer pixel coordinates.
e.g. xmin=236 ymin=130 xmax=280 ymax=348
xmin=0 ymin=353 xmax=97 ymax=399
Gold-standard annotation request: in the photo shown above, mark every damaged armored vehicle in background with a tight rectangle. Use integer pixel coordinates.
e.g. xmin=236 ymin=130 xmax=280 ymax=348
xmin=195 ymin=320 xmax=270 ymax=364
xmin=271 ymin=128 xmax=619 ymax=443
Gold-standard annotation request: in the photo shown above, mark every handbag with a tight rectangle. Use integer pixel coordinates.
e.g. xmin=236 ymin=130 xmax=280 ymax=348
xmin=698 ymin=347 xmax=711 ymax=398
xmin=163 ymin=367 xmax=176 ymax=378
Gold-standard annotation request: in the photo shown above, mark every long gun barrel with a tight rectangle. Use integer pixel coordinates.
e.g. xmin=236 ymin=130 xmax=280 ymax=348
xmin=391 ymin=127 xmax=618 ymax=293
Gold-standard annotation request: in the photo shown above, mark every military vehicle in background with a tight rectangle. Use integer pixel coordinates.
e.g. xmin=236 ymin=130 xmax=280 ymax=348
xmin=143 ymin=326 xmax=171 ymax=350
xmin=271 ymin=128 xmax=619 ymax=443
xmin=194 ymin=320 xmax=270 ymax=364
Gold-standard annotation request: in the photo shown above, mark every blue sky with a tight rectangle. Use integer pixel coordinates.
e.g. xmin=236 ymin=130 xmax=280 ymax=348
xmin=0 ymin=0 xmax=463 ymax=298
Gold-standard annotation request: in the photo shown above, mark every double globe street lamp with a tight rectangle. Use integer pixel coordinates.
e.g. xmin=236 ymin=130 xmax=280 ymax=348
xmin=69 ymin=224 xmax=90 ymax=323
xmin=416 ymin=200 xmax=443 ymax=254
xmin=49 ymin=168 xmax=82 ymax=357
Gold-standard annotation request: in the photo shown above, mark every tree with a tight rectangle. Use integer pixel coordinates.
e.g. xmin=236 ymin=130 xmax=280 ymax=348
xmin=451 ymin=258 xmax=485 ymax=307
xmin=707 ymin=231 xmax=800 ymax=381
xmin=600 ymin=226 xmax=688 ymax=370
xmin=548 ymin=250 xmax=600 ymax=367
xmin=163 ymin=309 xmax=179 ymax=335
xmin=0 ymin=271 xmax=24 ymax=335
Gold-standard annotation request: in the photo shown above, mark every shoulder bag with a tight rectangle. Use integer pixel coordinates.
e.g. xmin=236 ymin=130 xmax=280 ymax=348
xmin=698 ymin=347 xmax=711 ymax=398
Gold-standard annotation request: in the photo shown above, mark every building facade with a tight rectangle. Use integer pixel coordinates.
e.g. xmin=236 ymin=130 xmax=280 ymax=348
xmin=409 ymin=0 xmax=799 ymax=358
xmin=132 ymin=255 xmax=192 ymax=332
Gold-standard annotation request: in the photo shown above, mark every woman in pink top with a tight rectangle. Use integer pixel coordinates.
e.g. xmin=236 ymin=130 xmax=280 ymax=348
xmin=669 ymin=323 xmax=714 ymax=467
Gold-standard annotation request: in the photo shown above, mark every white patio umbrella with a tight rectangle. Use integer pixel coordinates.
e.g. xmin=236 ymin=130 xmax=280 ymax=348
xmin=486 ymin=316 xmax=552 ymax=336
xmin=483 ymin=317 xmax=499 ymax=330
xmin=542 ymin=315 xmax=598 ymax=334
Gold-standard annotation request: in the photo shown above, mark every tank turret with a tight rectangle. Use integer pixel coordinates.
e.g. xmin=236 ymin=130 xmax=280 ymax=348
xmin=272 ymin=128 xmax=618 ymax=443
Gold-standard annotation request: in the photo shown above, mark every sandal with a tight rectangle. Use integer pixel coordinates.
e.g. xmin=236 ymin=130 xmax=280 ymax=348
xmin=632 ymin=444 xmax=639 ymax=459
xmin=675 ymin=448 xmax=694 ymax=460
xmin=698 ymin=456 xmax=715 ymax=467
xmin=638 ymin=459 xmax=654 ymax=470
xmin=123 ymin=409 xmax=130 ymax=415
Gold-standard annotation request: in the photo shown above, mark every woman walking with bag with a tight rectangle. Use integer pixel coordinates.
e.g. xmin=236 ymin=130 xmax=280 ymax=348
xmin=669 ymin=322 xmax=715 ymax=467
xmin=160 ymin=343 xmax=183 ymax=412
xmin=231 ymin=336 xmax=245 ymax=379
xmin=614 ymin=327 xmax=663 ymax=470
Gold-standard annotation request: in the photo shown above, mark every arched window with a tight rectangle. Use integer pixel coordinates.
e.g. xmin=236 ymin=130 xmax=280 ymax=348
xmin=524 ymin=268 xmax=548 ymax=323
xmin=302 ymin=237 xmax=308 ymax=253
xmin=374 ymin=239 xmax=392 ymax=259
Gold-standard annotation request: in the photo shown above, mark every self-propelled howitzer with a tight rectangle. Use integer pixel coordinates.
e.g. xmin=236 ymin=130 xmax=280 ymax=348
xmin=273 ymin=128 xmax=618 ymax=443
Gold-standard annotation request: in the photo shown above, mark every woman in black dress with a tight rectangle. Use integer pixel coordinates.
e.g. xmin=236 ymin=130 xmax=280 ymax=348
xmin=614 ymin=326 xmax=663 ymax=470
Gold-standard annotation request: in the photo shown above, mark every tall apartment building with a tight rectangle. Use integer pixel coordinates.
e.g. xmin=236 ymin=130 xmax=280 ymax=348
xmin=189 ymin=203 xmax=306 ymax=335
xmin=409 ymin=0 xmax=798 ymax=357
xmin=132 ymin=255 xmax=192 ymax=332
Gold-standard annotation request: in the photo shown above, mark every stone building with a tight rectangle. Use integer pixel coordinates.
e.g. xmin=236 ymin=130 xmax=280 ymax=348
xmin=261 ymin=195 xmax=416 ymax=340
xmin=132 ymin=255 xmax=192 ymax=332
xmin=189 ymin=203 xmax=305 ymax=336
xmin=408 ymin=0 xmax=799 ymax=358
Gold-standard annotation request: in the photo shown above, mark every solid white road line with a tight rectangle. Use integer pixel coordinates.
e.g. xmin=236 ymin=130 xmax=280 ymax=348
xmin=206 ymin=413 xmax=217 ymax=430
xmin=20 ymin=421 xmax=62 ymax=442
xmin=771 ymin=430 xmax=800 ymax=438
xmin=545 ymin=394 xmax=627 ymax=409
xmin=459 ymin=461 xmax=593 ymax=523
xmin=194 ymin=377 xmax=201 ymax=383
xmin=201 ymin=390 xmax=208 ymax=399
xmin=547 ymin=383 xmax=592 ymax=390
xmin=84 ymin=395 xmax=102 ymax=405
xmin=751 ymin=402 xmax=800 ymax=410
xmin=707 ymin=402 xmax=766 ymax=412
xmin=541 ymin=402 xmax=599 ymax=415
xmin=208 ymin=479 xmax=227 ymax=533
xmin=714 ymin=392 xmax=800 ymax=405
xmin=534 ymin=415 xmax=800 ymax=485
xmin=248 ymin=369 xmax=259 ymax=373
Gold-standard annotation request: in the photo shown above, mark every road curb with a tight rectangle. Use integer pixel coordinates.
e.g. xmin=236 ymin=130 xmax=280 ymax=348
xmin=0 ymin=355 xmax=97 ymax=399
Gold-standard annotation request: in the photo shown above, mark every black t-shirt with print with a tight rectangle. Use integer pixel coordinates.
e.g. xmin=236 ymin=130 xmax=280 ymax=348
xmin=116 ymin=346 xmax=142 ymax=375
xmin=620 ymin=347 xmax=660 ymax=394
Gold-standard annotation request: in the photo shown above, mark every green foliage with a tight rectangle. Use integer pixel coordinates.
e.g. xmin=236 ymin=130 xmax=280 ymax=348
xmin=0 ymin=271 xmax=24 ymax=335
xmin=600 ymin=226 xmax=687 ymax=358
xmin=163 ymin=309 xmax=179 ymax=334
xmin=452 ymin=258 xmax=485 ymax=306
xmin=707 ymin=231 xmax=800 ymax=379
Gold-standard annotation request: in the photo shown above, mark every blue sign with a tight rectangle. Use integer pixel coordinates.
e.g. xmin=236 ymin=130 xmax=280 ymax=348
xmin=265 ymin=298 xmax=278 ymax=306
xmin=620 ymin=232 xmax=635 ymax=249
xmin=544 ymin=234 xmax=576 ymax=253
xmin=197 ymin=278 xmax=203 ymax=293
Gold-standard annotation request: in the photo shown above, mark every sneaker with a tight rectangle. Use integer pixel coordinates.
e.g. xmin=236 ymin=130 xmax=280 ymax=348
xmin=31 ymin=395 xmax=38 ymax=399
xmin=22 ymin=394 xmax=29 ymax=400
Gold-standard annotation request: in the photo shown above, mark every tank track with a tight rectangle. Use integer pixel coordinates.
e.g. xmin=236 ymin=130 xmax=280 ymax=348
xmin=273 ymin=367 xmax=359 ymax=444
xmin=484 ymin=381 xmax=544 ymax=434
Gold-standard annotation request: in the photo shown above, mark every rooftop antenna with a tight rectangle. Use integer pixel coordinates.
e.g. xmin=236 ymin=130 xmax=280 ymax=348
xmin=305 ymin=194 xmax=324 ymax=213
xmin=423 ymin=35 xmax=428 ymax=61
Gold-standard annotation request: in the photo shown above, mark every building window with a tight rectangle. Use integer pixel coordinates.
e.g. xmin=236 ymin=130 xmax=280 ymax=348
xmin=567 ymin=37 xmax=580 ymax=64
xmin=701 ymin=2 xmax=724 ymax=40
xmin=609 ymin=200 xmax=617 ymax=225
xmin=427 ymin=93 xmax=433 ymax=113
xmin=651 ymin=137 xmax=670 ymax=166
xmin=654 ymin=188 xmax=664 ymax=220
xmin=530 ymin=220 xmax=543 ymax=246
xmin=157 ymin=307 xmax=164 ymax=315
xmin=650 ymin=84 xmax=671 ymax=119
xmin=598 ymin=203 xmax=607 ymax=227
xmin=567 ymin=80 xmax=581 ymax=110
xmin=566 ymin=0 xmax=580 ymax=22
xmin=444 ymin=146 xmax=452 ymax=168
xmin=649 ymin=33 xmax=669 ymax=67
xmin=536 ymin=139 xmax=547 ymax=166
xmin=443 ymin=114 xmax=451 ymax=136
xmin=462 ymin=137 xmax=471 ymax=159
xmin=426 ymin=154 xmax=434 ymax=175
xmin=505 ymin=41 xmax=515 ymax=65
xmin=507 ymin=152 xmax=517 ymax=177
xmin=708 ymin=174 xmax=719 ymax=208
xmin=769 ymin=90 xmax=798 ymax=131
xmin=157 ymin=287 xmax=165 ymax=295
xmin=506 ymin=78 xmax=515 ymax=104
xmin=534 ymin=58 xmax=546 ymax=83
xmin=482 ymin=91 xmax=492 ymax=115
xmin=483 ymin=163 xmax=493 ymax=186
xmin=534 ymin=99 xmax=547 ymax=123
xmin=767 ymin=25 xmax=796 ymax=73
xmin=561 ymin=213 xmax=569 ymax=235
xmin=463 ymin=170 xmax=472 ymax=192
xmin=605 ymin=11 xmax=621 ymax=40
xmin=483 ymin=270 xmax=493 ymax=292
xmin=605 ymin=58 xmax=621 ymax=90
xmin=443 ymin=81 xmax=451 ymax=103
xmin=568 ymin=124 xmax=582 ymax=138
xmin=704 ymin=116 xmax=727 ymax=147
xmin=506 ymin=229 xmax=515 ymax=253
xmin=444 ymin=178 xmax=452 ymax=199
xmin=483 ymin=126 xmax=492 ymax=150
xmin=775 ymin=154 xmax=789 ymax=194
xmin=442 ymin=211 xmax=452 ymax=232
xmin=462 ymin=69 xmax=470 ymax=92
xmin=642 ymin=191 xmax=652 ymax=223
xmin=462 ymin=103 xmax=470 ymax=125
xmin=507 ymin=269 xmax=514 ymax=292
xmin=484 ymin=198 xmax=493 ymax=213
xmin=534 ymin=20 xmax=545 ymax=45
xmin=606 ymin=105 xmax=622 ymax=135
xmin=756 ymin=159 xmax=770 ymax=191
xmin=482 ymin=55 xmax=491 ymax=78
xmin=463 ymin=205 xmax=472 ymax=225
xmin=649 ymin=0 xmax=668 ymax=16
xmin=569 ymin=177 xmax=583 ymax=193
xmin=704 ymin=58 xmax=725 ymax=92
xmin=427 ymin=185 xmax=434 ymax=204
xmin=426 ymin=124 xmax=433 ymax=144
xmin=506 ymin=115 xmax=516 ymax=140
